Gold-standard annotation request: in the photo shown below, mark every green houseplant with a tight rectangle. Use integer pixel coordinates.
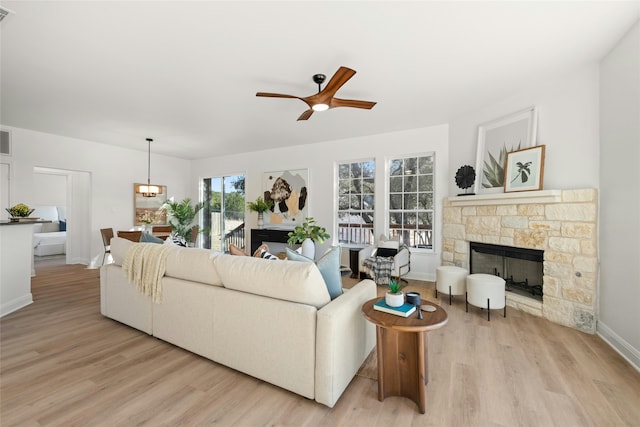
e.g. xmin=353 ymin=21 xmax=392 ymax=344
xmin=247 ymin=197 xmax=273 ymax=228
xmin=287 ymin=217 xmax=330 ymax=259
xmin=6 ymin=203 xmax=35 ymax=219
xmin=161 ymin=198 xmax=204 ymax=243
xmin=385 ymin=278 xmax=406 ymax=307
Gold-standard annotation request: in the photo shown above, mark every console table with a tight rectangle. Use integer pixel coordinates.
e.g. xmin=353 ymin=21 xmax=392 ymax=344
xmin=362 ymin=298 xmax=448 ymax=413
xmin=250 ymin=228 xmax=292 ymax=255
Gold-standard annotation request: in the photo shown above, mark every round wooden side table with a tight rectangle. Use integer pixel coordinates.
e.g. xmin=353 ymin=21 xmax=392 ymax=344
xmin=362 ymin=298 xmax=448 ymax=413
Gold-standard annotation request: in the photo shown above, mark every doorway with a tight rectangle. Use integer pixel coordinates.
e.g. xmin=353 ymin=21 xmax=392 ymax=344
xmin=33 ymin=167 xmax=91 ymax=266
xmin=202 ymin=175 xmax=245 ymax=252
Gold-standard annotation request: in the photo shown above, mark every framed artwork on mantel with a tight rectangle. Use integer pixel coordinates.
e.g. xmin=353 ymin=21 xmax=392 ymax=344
xmin=504 ymin=145 xmax=546 ymax=193
xmin=133 ymin=183 xmax=167 ymax=226
xmin=475 ymin=106 xmax=538 ymax=194
xmin=262 ymin=169 xmax=308 ymax=228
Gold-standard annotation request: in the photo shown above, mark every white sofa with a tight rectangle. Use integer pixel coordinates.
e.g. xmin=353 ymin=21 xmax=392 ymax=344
xmin=100 ymin=237 xmax=376 ymax=408
xmin=32 ymin=206 xmax=66 ymax=256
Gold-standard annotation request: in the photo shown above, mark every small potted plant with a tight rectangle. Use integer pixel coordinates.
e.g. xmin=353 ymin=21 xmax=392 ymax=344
xmin=6 ymin=203 xmax=35 ymax=221
xmin=287 ymin=217 xmax=330 ymax=259
xmin=247 ymin=197 xmax=273 ymax=228
xmin=385 ymin=278 xmax=405 ymax=307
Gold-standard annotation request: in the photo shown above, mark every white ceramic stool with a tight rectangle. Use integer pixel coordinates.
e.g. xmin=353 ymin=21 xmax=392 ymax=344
xmin=435 ymin=266 xmax=468 ymax=305
xmin=466 ymin=273 xmax=506 ymax=321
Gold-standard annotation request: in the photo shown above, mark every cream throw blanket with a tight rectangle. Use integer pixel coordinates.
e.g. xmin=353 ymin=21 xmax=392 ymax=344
xmin=122 ymin=243 xmax=173 ymax=303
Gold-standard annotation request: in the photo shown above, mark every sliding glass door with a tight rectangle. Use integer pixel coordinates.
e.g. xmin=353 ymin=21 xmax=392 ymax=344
xmin=201 ymin=175 xmax=245 ymax=252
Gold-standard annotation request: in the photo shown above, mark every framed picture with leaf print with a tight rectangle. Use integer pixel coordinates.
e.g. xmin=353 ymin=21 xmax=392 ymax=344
xmin=504 ymin=145 xmax=545 ymax=193
xmin=475 ymin=107 xmax=538 ymax=194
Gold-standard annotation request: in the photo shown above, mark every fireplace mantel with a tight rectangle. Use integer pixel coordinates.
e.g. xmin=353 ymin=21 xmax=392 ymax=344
xmin=448 ymin=189 xmax=561 ymax=206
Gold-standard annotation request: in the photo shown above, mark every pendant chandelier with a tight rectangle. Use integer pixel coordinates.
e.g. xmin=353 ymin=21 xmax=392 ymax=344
xmin=135 ymin=138 xmax=161 ymax=198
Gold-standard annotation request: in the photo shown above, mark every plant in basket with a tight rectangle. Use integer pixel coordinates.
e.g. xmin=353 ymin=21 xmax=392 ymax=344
xmin=6 ymin=203 xmax=35 ymax=219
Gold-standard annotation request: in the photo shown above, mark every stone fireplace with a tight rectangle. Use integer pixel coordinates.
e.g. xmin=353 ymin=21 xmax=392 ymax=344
xmin=442 ymin=189 xmax=598 ymax=333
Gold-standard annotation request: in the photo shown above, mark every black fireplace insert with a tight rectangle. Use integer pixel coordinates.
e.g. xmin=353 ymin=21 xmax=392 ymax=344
xmin=469 ymin=242 xmax=544 ymax=301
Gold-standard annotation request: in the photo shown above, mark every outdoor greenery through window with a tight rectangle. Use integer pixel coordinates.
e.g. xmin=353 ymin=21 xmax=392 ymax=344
xmin=337 ymin=160 xmax=375 ymax=245
xmin=202 ymin=175 xmax=245 ymax=252
xmin=389 ymin=154 xmax=434 ymax=250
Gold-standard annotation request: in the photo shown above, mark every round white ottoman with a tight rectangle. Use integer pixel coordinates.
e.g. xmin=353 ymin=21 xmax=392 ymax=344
xmin=435 ymin=266 xmax=468 ymax=305
xmin=466 ymin=273 xmax=506 ymax=321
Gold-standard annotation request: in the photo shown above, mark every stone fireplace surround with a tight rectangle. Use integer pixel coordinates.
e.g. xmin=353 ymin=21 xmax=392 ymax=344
xmin=442 ymin=189 xmax=598 ymax=333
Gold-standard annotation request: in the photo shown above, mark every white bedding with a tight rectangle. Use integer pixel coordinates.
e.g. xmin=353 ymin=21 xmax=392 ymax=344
xmin=33 ymin=231 xmax=66 ymax=256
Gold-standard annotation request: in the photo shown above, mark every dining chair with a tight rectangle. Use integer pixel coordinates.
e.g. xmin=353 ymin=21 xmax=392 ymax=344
xmin=189 ymin=225 xmax=199 ymax=247
xmin=100 ymin=228 xmax=114 ymax=265
xmin=117 ymin=230 xmax=142 ymax=242
xmin=151 ymin=225 xmax=172 ymax=234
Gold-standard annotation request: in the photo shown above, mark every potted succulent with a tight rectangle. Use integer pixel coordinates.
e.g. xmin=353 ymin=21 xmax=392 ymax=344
xmin=247 ymin=196 xmax=273 ymax=228
xmin=287 ymin=217 xmax=330 ymax=260
xmin=385 ymin=278 xmax=406 ymax=307
xmin=6 ymin=203 xmax=35 ymax=221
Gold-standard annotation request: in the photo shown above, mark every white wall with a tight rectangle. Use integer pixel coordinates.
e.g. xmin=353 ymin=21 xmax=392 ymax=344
xmin=448 ymin=65 xmax=600 ymax=195
xmin=0 ymin=126 xmax=191 ymax=266
xmin=599 ymin=20 xmax=640 ymax=369
xmin=191 ymin=125 xmax=449 ymax=281
xmin=33 ymin=172 xmax=67 ymax=206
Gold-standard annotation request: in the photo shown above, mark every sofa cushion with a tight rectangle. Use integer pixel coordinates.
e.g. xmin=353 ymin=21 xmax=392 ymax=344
xmin=165 ymin=247 xmax=222 ymax=286
xmin=286 ymin=247 xmax=343 ymax=300
xmin=214 ymin=254 xmax=330 ymax=308
xmin=140 ymin=232 xmax=164 ymax=244
xmin=109 ymin=237 xmax=223 ymax=286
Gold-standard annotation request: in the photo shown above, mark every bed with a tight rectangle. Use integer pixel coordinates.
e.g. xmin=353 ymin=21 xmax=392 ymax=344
xmin=32 ymin=206 xmax=66 ymax=256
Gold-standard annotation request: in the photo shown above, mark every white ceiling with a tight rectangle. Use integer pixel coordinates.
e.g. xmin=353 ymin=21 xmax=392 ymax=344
xmin=1 ymin=1 xmax=639 ymax=160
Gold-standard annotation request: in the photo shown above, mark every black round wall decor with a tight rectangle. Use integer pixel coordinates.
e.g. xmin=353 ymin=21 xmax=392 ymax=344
xmin=455 ymin=165 xmax=476 ymax=196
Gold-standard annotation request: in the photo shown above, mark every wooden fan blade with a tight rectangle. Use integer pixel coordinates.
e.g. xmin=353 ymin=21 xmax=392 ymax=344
xmin=297 ymin=109 xmax=314 ymax=121
xmin=256 ymin=92 xmax=300 ymax=99
xmin=320 ymin=66 xmax=356 ymax=99
xmin=330 ymin=98 xmax=377 ymax=110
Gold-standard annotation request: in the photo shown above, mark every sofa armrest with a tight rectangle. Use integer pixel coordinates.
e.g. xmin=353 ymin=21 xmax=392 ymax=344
xmin=315 ymin=279 xmax=376 ymax=407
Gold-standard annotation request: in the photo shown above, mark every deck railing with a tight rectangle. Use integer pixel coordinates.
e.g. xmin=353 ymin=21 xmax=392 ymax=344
xmin=224 ymin=222 xmax=245 ymax=251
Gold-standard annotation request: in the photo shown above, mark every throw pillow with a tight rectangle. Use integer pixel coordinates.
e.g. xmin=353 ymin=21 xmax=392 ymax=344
xmin=140 ymin=232 xmax=164 ymax=244
xmin=286 ymin=246 xmax=343 ymax=300
xmin=229 ymin=244 xmax=249 ymax=256
xmin=253 ymin=243 xmax=279 ymax=260
xmin=59 ymin=220 xmax=67 ymax=232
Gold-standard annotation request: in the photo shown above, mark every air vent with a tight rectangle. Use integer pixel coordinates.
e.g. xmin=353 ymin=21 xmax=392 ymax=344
xmin=0 ymin=130 xmax=11 ymax=155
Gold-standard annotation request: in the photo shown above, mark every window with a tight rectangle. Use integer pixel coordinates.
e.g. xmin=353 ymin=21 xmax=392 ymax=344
xmin=337 ymin=160 xmax=375 ymax=245
xmin=388 ymin=154 xmax=434 ymax=250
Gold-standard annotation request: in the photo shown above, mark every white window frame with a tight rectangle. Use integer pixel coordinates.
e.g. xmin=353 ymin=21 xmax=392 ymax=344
xmin=386 ymin=152 xmax=435 ymax=253
xmin=336 ymin=158 xmax=375 ymax=247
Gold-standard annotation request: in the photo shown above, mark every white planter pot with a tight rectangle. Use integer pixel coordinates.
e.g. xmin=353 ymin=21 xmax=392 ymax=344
xmin=385 ymin=291 xmax=404 ymax=307
xmin=301 ymin=238 xmax=315 ymax=260
xmin=257 ymin=212 xmax=264 ymax=229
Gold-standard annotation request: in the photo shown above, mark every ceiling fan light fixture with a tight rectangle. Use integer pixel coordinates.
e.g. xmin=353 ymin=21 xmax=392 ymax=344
xmin=312 ymin=103 xmax=329 ymax=112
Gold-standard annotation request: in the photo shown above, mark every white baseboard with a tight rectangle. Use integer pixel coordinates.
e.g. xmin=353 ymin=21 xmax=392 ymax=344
xmin=405 ymin=272 xmax=435 ymax=282
xmin=1 ymin=294 xmax=33 ymax=318
xmin=597 ymin=321 xmax=640 ymax=373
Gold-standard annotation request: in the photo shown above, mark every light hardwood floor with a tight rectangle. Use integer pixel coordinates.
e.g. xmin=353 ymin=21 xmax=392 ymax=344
xmin=1 ymin=258 xmax=639 ymax=426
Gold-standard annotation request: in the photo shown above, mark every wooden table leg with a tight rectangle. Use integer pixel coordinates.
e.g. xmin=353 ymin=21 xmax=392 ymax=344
xmin=376 ymin=325 xmax=384 ymax=402
xmin=376 ymin=326 xmax=428 ymax=413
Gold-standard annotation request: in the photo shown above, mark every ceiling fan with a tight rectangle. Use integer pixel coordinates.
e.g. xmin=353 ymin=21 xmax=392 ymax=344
xmin=256 ymin=66 xmax=377 ymax=121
